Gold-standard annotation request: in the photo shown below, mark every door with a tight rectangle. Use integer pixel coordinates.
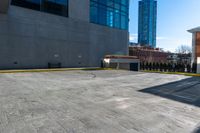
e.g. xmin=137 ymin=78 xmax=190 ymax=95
xmin=130 ymin=63 xmax=139 ymax=71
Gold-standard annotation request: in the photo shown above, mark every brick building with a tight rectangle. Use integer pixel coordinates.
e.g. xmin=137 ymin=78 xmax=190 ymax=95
xmin=188 ymin=27 xmax=200 ymax=73
xmin=129 ymin=46 xmax=169 ymax=63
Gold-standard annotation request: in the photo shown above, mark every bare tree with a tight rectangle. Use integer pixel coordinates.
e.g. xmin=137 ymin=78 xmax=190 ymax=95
xmin=176 ymin=45 xmax=192 ymax=64
xmin=176 ymin=45 xmax=192 ymax=54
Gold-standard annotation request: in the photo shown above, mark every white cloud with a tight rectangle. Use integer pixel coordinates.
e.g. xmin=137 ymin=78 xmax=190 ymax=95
xmin=129 ymin=34 xmax=192 ymax=52
xmin=129 ymin=34 xmax=138 ymax=42
xmin=129 ymin=34 xmax=168 ymax=42
xmin=157 ymin=37 xmax=192 ymax=52
xmin=156 ymin=36 xmax=168 ymax=40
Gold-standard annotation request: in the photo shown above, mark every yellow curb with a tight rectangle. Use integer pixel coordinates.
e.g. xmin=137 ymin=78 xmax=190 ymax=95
xmin=0 ymin=67 xmax=114 ymax=74
xmin=141 ymin=70 xmax=200 ymax=77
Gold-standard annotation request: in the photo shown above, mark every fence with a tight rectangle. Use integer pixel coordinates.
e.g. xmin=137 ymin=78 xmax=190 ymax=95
xmin=140 ymin=62 xmax=197 ymax=73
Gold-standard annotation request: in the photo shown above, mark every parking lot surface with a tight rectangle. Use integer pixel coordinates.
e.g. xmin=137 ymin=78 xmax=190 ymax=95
xmin=0 ymin=70 xmax=200 ymax=133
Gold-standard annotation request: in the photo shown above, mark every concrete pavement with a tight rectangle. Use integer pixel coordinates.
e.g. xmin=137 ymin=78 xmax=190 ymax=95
xmin=0 ymin=70 xmax=200 ymax=133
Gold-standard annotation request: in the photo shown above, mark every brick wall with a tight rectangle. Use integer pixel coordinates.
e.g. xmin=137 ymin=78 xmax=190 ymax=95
xmin=196 ymin=32 xmax=200 ymax=57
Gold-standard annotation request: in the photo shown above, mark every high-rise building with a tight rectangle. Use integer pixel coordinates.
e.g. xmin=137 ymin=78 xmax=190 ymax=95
xmin=138 ymin=0 xmax=157 ymax=48
xmin=0 ymin=0 xmax=129 ymax=69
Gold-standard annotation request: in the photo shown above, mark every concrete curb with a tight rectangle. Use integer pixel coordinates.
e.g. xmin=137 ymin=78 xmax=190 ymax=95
xmin=141 ymin=70 xmax=200 ymax=77
xmin=0 ymin=67 xmax=113 ymax=74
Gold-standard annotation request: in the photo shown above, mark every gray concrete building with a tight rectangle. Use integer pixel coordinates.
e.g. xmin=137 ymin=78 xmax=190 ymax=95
xmin=0 ymin=0 xmax=129 ymax=69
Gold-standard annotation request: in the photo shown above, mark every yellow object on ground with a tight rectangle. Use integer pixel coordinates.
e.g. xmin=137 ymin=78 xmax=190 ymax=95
xmin=142 ymin=70 xmax=200 ymax=77
xmin=0 ymin=67 xmax=113 ymax=74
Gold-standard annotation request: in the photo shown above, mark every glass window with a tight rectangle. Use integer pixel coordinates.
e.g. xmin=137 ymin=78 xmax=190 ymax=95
xmin=11 ymin=0 xmax=68 ymax=17
xmin=11 ymin=0 xmax=40 ymax=10
xmin=41 ymin=0 xmax=68 ymax=17
xmin=90 ymin=0 xmax=129 ymax=30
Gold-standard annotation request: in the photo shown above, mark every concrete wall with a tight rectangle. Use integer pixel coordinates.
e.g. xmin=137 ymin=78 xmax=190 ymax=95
xmin=108 ymin=63 xmax=130 ymax=70
xmin=0 ymin=0 xmax=9 ymax=13
xmin=0 ymin=5 xmax=128 ymax=69
xmin=191 ymin=33 xmax=196 ymax=65
xmin=69 ymin=0 xmax=89 ymax=22
xmin=197 ymin=57 xmax=200 ymax=74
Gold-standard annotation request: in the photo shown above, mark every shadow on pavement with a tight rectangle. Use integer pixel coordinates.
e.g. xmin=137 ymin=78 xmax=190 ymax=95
xmin=192 ymin=126 xmax=200 ymax=133
xmin=139 ymin=77 xmax=200 ymax=107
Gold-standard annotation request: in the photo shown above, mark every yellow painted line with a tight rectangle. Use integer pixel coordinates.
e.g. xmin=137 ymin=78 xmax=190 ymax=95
xmin=142 ymin=70 xmax=200 ymax=77
xmin=0 ymin=67 xmax=114 ymax=74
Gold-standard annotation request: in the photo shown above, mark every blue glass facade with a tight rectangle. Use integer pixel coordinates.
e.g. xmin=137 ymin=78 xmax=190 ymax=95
xmin=90 ymin=0 xmax=129 ymax=30
xmin=11 ymin=0 xmax=68 ymax=17
xmin=138 ymin=0 xmax=157 ymax=48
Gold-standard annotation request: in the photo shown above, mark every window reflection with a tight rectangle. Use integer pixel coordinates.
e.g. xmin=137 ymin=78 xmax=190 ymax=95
xmin=41 ymin=0 xmax=68 ymax=17
xmin=11 ymin=0 xmax=68 ymax=17
xmin=90 ymin=0 xmax=129 ymax=30
xmin=11 ymin=0 xmax=40 ymax=10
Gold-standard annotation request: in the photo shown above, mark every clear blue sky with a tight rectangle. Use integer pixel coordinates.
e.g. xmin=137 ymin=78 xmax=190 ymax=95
xmin=129 ymin=0 xmax=200 ymax=52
